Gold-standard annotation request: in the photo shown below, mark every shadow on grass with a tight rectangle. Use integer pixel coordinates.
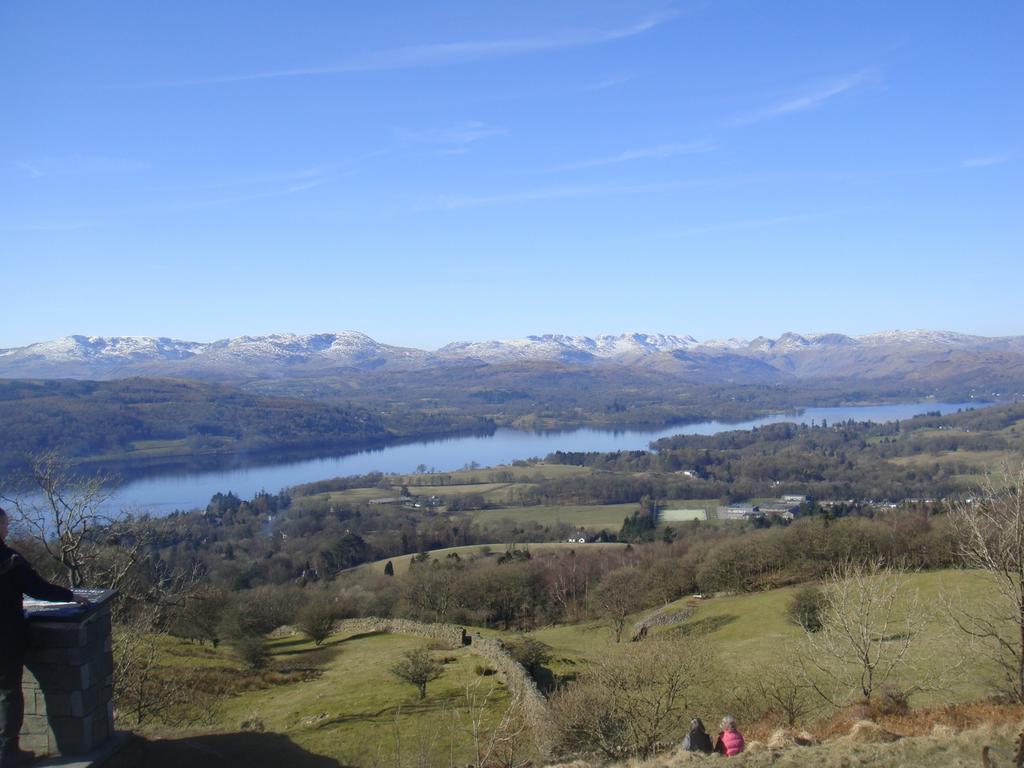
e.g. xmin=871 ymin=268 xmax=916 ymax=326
xmin=272 ymin=628 xmax=388 ymax=654
xmin=273 ymin=638 xmax=349 ymax=657
xmin=664 ymin=614 xmax=738 ymax=637
xmin=104 ymin=732 xmax=349 ymax=768
xmin=269 ymin=636 xmax=317 ymax=650
xmin=274 ymin=647 xmax=343 ymax=672
xmin=309 ymin=696 xmax=463 ymax=730
xmin=337 ymin=631 xmax=388 ymax=644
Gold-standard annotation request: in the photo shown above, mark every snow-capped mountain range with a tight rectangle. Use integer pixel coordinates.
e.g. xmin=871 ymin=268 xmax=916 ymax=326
xmin=1 ymin=329 xmax=1022 ymax=382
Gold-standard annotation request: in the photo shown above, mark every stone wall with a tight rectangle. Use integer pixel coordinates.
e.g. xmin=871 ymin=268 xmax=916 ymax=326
xmin=333 ymin=617 xmax=464 ymax=647
xmin=630 ymin=604 xmax=695 ymax=636
xmin=21 ymin=598 xmax=115 ymax=757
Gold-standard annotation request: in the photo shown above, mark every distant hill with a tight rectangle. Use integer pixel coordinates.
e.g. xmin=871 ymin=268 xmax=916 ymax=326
xmin=0 ymin=378 xmax=393 ymax=473
xmin=3 ymin=329 xmax=1024 ymax=393
xmin=0 ymin=331 xmax=427 ymax=381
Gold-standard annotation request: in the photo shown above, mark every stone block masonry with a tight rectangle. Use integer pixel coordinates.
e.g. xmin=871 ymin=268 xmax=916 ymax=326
xmin=20 ymin=589 xmax=117 ymax=759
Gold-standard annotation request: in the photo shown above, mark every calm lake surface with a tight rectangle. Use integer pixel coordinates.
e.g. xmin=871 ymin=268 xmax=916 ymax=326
xmin=109 ymin=401 xmax=983 ymax=514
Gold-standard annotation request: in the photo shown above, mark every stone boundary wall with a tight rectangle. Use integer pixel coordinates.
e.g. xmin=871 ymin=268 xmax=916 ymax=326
xmin=331 ymin=618 xmax=548 ymax=734
xmin=630 ymin=604 xmax=695 ymax=636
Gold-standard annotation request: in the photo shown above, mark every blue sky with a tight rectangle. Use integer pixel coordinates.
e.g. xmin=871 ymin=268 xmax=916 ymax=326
xmin=2 ymin=1 xmax=1021 ymax=349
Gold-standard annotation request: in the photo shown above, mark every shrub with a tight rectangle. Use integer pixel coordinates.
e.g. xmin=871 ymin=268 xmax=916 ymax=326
xmin=296 ymin=596 xmax=339 ymax=646
xmin=788 ymin=585 xmax=826 ymax=632
xmin=232 ymin=636 xmax=270 ymax=669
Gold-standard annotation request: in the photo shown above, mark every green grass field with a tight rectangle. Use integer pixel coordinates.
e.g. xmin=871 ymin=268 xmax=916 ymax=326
xmin=361 ymin=541 xmax=628 ymax=574
xmin=292 ymin=463 xmax=593 ymax=512
xmin=471 ymin=502 xmax=637 ymax=530
xmin=659 ymin=508 xmax=709 ymax=522
xmin=291 ymin=486 xmax=390 ymax=509
xmin=471 ymin=498 xmax=726 ymax=530
xmin=399 ymin=463 xmax=592 ymax=486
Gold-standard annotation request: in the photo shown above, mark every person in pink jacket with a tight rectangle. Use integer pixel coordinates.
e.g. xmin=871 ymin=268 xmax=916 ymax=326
xmin=714 ymin=715 xmax=745 ymax=756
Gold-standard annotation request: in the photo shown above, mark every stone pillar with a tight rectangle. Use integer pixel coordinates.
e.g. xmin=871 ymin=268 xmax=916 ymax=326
xmin=20 ymin=589 xmax=117 ymax=758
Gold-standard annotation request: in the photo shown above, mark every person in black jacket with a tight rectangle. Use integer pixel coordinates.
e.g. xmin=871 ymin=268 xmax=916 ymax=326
xmin=0 ymin=507 xmax=88 ymax=767
xmin=680 ymin=716 xmax=713 ymax=754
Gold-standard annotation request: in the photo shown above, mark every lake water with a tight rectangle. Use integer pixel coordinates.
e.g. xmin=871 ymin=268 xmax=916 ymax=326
xmin=109 ymin=401 xmax=983 ymax=514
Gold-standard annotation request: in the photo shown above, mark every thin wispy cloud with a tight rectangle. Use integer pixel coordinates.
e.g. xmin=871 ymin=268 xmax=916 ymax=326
xmin=3 ymin=167 xmax=333 ymax=227
xmin=139 ymin=11 xmax=678 ymax=87
xmin=15 ymin=155 xmax=150 ymax=178
xmin=732 ymin=70 xmax=873 ymax=125
xmin=175 ymin=178 xmax=324 ymax=210
xmin=426 ymin=177 xmax=739 ymax=211
xmin=961 ymin=153 xmax=1012 ymax=169
xmin=0 ymin=219 xmax=99 ymax=233
xmin=397 ymin=121 xmax=506 ymax=147
xmin=546 ymin=140 xmax=716 ymax=172
xmin=668 ymin=213 xmax=818 ymax=238
xmin=202 ymin=167 xmax=328 ymax=191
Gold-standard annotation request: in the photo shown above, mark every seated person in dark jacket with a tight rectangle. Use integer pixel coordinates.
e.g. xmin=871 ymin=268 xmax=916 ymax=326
xmin=0 ymin=507 xmax=89 ymax=767
xmin=681 ymin=716 xmax=713 ymax=753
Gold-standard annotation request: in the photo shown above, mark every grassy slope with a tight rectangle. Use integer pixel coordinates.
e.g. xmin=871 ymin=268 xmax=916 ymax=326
xmin=534 ymin=570 xmax=1003 ymax=705
xmin=135 ymin=628 xmax=513 ymax=768
xmin=120 ymin=568 xmax=1011 ymax=768
xmin=228 ymin=631 xmax=510 ymax=766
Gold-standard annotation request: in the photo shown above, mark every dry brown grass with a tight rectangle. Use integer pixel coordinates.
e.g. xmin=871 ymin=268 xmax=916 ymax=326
xmin=548 ymin=703 xmax=1024 ymax=768
xmin=813 ymin=700 xmax=1024 ymax=742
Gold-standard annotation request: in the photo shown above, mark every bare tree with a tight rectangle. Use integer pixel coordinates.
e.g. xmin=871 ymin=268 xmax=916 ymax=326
xmin=404 ymin=560 xmax=463 ymax=623
xmin=1 ymin=451 xmax=144 ymax=589
xmin=799 ymin=560 xmax=933 ymax=706
xmin=594 ymin=567 xmax=640 ymax=642
xmin=752 ymin=662 xmax=820 ymax=726
xmin=454 ymin=679 xmax=538 ymax=768
xmin=113 ymin=602 xmax=216 ymax=728
xmin=391 ymin=648 xmax=444 ymax=700
xmin=550 ymin=638 xmax=714 ymax=759
xmin=947 ymin=462 xmax=1024 ymax=702
xmin=3 ymin=453 xmax=213 ymax=728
